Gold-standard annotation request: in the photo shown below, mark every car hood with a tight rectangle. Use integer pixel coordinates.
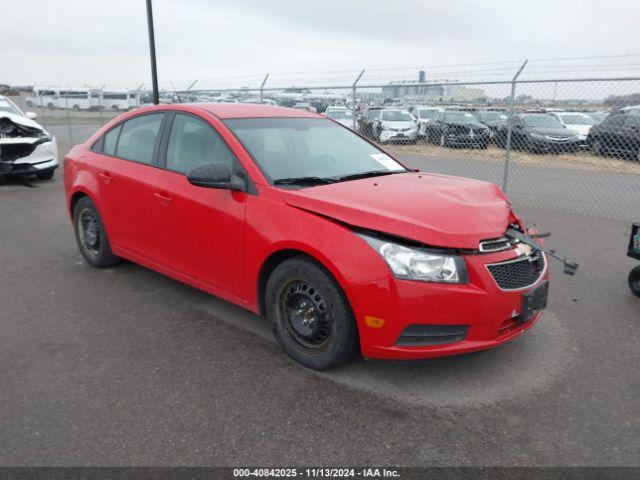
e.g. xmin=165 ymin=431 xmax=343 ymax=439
xmin=381 ymin=121 xmax=416 ymax=129
xmin=445 ymin=121 xmax=488 ymax=130
xmin=282 ymin=172 xmax=516 ymax=249
xmin=563 ymin=124 xmax=591 ymax=135
xmin=527 ymin=126 xmax=575 ymax=136
xmin=0 ymin=111 xmax=44 ymax=132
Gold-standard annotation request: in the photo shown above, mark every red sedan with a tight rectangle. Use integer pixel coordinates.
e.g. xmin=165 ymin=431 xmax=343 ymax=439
xmin=64 ymin=103 xmax=549 ymax=370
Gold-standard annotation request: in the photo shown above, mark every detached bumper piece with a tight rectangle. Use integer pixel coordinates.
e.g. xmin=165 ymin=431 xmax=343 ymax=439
xmin=396 ymin=324 xmax=469 ymax=347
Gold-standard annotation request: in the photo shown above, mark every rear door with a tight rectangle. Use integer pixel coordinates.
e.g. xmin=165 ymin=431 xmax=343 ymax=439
xmin=91 ymin=112 xmax=166 ymax=259
xmin=149 ymin=112 xmax=248 ymax=299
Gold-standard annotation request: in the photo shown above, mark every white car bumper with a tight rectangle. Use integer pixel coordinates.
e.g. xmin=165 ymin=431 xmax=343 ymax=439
xmin=380 ymin=128 xmax=418 ymax=142
xmin=1 ymin=137 xmax=59 ymax=175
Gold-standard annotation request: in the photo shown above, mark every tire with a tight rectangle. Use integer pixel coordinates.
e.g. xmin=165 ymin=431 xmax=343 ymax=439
xmin=35 ymin=169 xmax=54 ymax=180
xmin=265 ymin=257 xmax=358 ymax=370
xmin=629 ymin=266 xmax=640 ymax=297
xmin=112 ymin=105 xmax=119 ymax=111
xmin=592 ymin=139 xmax=606 ymax=156
xmin=72 ymin=104 xmax=80 ymax=111
xmin=479 ymin=141 xmax=488 ymax=149
xmin=72 ymin=196 xmax=120 ymax=268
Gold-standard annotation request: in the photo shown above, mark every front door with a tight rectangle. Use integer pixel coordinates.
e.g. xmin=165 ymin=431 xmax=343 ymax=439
xmin=150 ymin=112 xmax=247 ymax=300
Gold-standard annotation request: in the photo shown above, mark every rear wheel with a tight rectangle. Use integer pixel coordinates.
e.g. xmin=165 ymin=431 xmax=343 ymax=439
xmin=73 ymin=196 xmax=120 ymax=268
xmin=265 ymin=257 xmax=358 ymax=370
xmin=629 ymin=266 xmax=640 ymax=297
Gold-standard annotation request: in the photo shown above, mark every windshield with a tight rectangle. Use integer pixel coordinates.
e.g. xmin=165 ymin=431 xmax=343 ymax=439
xmin=521 ymin=115 xmax=564 ymax=128
xmin=557 ymin=114 xmax=596 ymax=125
xmin=0 ymin=98 xmax=22 ymax=116
xmin=476 ymin=111 xmax=507 ymax=122
xmin=326 ymin=110 xmax=352 ymax=120
xmin=225 ymin=117 xmax=407 ymax=184
xmin=418 ymin=109 xmax=440 ymax=119
xmin=381 ymin=110 xmax=413 ymax=121
xmin=589 ymin=112 xmax=608 ymax=123
xmin=442 ymin=111 xmax=483 ymax=124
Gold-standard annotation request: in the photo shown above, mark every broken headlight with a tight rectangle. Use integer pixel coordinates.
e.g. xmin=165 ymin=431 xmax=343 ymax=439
xmin=359 ymin=233 xmax=468 ymax=284
xmin=38 ymin=131 xmax=53 ymax=143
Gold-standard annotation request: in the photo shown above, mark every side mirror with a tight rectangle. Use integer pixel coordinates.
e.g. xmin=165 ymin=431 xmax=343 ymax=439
xmin=25 ymin=111 xmax=38 ymax=120
xmin=186 ymin=163 xmax=246 ymax=191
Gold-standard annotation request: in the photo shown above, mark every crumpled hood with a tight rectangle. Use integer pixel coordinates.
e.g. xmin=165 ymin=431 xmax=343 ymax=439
xmin=0 ymin=111 xmax=44 ymax=131
xmin=0 ymin=112 xmax=47 ymax=143
xmin=282 ymin=172 xmax=516 ymax=249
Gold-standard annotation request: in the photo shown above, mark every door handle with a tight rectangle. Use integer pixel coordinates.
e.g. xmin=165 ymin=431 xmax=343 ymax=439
xmin=98 ymin=171 xmax=112 ymax=184
xmin=153 ymin=191 xmax=172 ymax=206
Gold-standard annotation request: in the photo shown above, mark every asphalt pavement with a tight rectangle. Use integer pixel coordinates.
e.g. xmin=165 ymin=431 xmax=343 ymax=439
xmin=0 ymin=134 xmax=638 ymax=466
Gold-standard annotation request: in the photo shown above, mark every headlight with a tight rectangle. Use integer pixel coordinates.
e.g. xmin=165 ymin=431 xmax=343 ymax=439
xmin=359 ymin=233 xmax=468 ymax=284
xmin=530 ymin=133 xmax=545 ymax=139
xmin=38 ymin=131 xmax=53 ymax=142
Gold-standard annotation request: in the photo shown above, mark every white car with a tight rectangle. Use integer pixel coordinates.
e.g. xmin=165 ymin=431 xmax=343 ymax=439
xmin=549 ymin=112 xmax=598 ymax=146
xmin=0 ymin=95 xmax=58 ymax=179
xmin=373 ymin=109 xmax=418 ymax=143
xmin=412 ymin=106 xmax=444 ymax=137
xmin=324 ymin=107 xmax=355 ymax=129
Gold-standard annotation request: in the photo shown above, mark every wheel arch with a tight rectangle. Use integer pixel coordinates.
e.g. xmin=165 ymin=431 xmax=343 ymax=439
xmin=256 ymin=246 xmax=352 ymax=317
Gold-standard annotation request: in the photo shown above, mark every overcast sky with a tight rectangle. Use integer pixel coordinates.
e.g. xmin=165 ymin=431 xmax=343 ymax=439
xmin=4 ymin=0 xmax=639 ymax=89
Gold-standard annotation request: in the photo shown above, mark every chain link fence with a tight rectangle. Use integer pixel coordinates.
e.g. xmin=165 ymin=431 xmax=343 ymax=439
xmin=9 ymin=66 xmax=640 ymax=221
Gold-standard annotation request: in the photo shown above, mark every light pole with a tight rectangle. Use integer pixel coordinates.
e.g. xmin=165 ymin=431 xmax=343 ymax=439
xmin=146 ymin=0 xmax=159 ymax=105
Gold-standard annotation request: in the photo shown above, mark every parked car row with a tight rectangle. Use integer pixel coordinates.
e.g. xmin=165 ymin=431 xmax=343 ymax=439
xmin=336 ymin=103 xmax=638 ymax=161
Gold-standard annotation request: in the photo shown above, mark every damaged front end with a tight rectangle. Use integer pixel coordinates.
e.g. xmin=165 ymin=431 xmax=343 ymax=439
xmin=0 ymin=113 xmax=54 ymax=174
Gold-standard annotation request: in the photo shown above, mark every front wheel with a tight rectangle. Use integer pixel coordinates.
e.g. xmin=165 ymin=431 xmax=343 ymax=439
xmin=73 ymin=196 xmax=120 ymax=268
xmin=265 ymin=257 xmax=358 ymax=370
xmin=592 ymin=138 xmax=606 ymax=156
xmin=629 ymin=266 xmax=640 ymax=297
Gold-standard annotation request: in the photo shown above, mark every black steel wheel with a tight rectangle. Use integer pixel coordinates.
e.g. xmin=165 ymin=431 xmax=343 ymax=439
xmin=629 ymin=266 xmax=640 ymax=297
xmin=265 ymin=257 xmax=358 ymax=370
xmin=73 ymin=196 xmax=120 ymax=268
xmin=280 ymin=280 xmax=332 ymax=351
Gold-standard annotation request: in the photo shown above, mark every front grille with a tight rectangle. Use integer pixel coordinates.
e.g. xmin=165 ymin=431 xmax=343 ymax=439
xmin=486 ymin=253 xmax=546 ymax=290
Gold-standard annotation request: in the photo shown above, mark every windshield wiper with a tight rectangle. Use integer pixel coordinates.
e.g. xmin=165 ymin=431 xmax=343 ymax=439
xmin=273 ymin=176 xmax=336 ymax=186
xmin=333 ymin=170 xmax=406 ymax=183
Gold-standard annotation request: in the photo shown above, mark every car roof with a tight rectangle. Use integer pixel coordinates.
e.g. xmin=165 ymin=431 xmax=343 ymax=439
xmin=187 ymin=102 xmax=320 ymax=119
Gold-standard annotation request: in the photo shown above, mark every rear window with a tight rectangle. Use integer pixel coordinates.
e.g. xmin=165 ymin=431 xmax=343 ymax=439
xmin=115 ymin=113 xmax=164 ymax=164
xmin=103 ymin=125 xmax=121 ymax=155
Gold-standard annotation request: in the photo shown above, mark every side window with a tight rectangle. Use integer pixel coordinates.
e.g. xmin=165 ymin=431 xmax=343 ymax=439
xmin=115 ymin=113 xmax=164 ymax=164
xmin=165 ymin=113 xmax=235 ymax=174
xmin=103 ymin=124 xmax=121 ymax=155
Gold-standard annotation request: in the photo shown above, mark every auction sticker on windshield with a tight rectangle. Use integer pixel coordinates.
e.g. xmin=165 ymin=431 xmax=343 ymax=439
xmin=371 ymin=153 xmax=404 ymax=171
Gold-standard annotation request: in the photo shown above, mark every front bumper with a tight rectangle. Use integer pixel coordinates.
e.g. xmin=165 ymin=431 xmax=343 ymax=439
xmin=0 ymin=138 xmax=58 ymax=176
xmin=349 ymin=247 xmax=549 ymax=360
xmin=530 ymin=137 xmax=581 ymax=153
xmin=445 ymin=132 xmax=491 ymax=147
xmin=380 ymin=128 xmax=418 ymax=142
